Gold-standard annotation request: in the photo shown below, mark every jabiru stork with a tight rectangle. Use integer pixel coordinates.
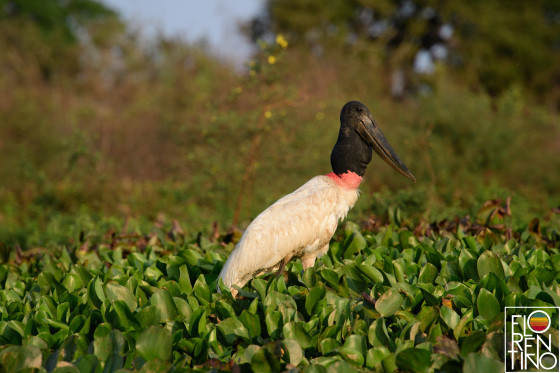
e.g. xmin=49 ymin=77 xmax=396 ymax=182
xmin=218 ymin=101 xmax=415 ymax=296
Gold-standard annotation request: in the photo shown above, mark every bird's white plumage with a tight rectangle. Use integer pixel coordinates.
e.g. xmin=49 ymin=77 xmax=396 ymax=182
xmin=218 ymin=175 xmax=359 ymax=295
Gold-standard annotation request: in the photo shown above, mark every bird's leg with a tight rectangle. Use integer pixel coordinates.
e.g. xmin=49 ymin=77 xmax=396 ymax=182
xmin=276 ymin=254 xmax=293 ymax=277
xmin=301 ymin=255 xmax=317 ymax=270
xmin=302 ymin=244 xmax=329 ymax=270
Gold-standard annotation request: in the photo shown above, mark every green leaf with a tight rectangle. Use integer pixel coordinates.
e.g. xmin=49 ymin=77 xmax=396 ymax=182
xmin=418 ymin=285 xmax=440 ymax=306
xmin=237 ymin=345 xmax=261 ymax=364
xmin=239 ymin=310 xmax=261 ymax=340
xmin=263 ymin=291 xmax=297 ymax=311
xmin=136 ymin=326 xmax=172 ymax=362
xmin=74 ymin=355 xmax=99 ymax=373
xmin=0 ymin=265 xmax=8 ymax=283
xmin=338 ymin=346 xmax=365 ymax=367
xmin=265 ymin=310 xmax=283 ymax=338
xmin=461 ymin=258 xmax=479 ymax=281
xmin=343 ymin=231 xmax=366 ymax=259
xmin=251 ymin=347 xmax=281 ymax=373
xmin=463 ymin=353 xmax=503 ymax=373
xmin=440 ymin=306 xmax=460 ymax=329
xmin=452 ymin=295 xmax=473 ymax=309
xmin=477 ymin=251 xmax=505 ymax=280
xmin=368 ymin=317 xmax=396 ymax=351
xmin=150 ymin=289 xmax=177 ymax=322
xmin=252 ymin=278 xmax=268 ymax=299
xmin=23 ymin=335 xmax=48 ymax=350
xmin=37 ymin=271 xmax=67 ymax=294
xmin=477 ymin=288 xmax=500 ymax=322
xmin=56 ymin=302 xmax=70 ymax=322
xmin=105 ymin=281 xmax=137 ymax=311
xmin=320 ymin=268 xmax=339 ymax=287
xmin=109 ymin=300 xmax=141 ymax=331
xmin=395 ymin=348 xmax=432 ymax=373
xmin=454 ymin=309 xmax=473 ymax=340
xmin=418 ymin=306 xmax=439 ymax=332
xmin=375 ymin=288 xmax=404 ymax=316
xmin=282 ymin=339 xmax=304 ymax=366
xmin=366 ymin=347 xmax=391 ymax=369
xmin=244 ymin=298 xmax=257 ymax=314
xmin=217 ymin=317 xmax=250 ymax=344
xmin=92 ymin=333 xmax=111 ymax=362
xmin=305 ymin=283 xmax=326 ymax=315
xmin=188 ymin=308 xmax=207 ymax=336
xmin=0 ymin=345 xmax=42 ymax=371
xmin=283 ymin=321 xmax=313 ymax=349
xmin=60 ymin=335 xmax=80 ymax=362
xmin=45 ymin=317 xmax=70 ymax=332
xmin=356 ymin=264 xmax=384 ymax=283
xmin=319 ymin=338 xmax=341 ymax=355
xmin=178 ymin=265 xmax=193 ymax=294
xmin=193 ymin=276 xmax=212 ymax=305
xmin=344 ymin=334 xmax=366 ymax=356
xmin=7 ymin=320 xmax=25 ymax=338
xmin=92 ymin=329 xmax=124 ymax=363
xmin=462 ymin=237 xmax=478 ymax=251
xmin=418 ymin=263 xmax=438 ymax=284
xmin=215 ymin=301 xmax=236 ymax=320
xmin=339 ymin=334 xmax=367 ymax=366
xmin=62 ymin=273 xmax=82 ymax=293
xmin=460 ymin=331 xmax=486 ymax=357
xmin=136 ymin=305 xmax=160 ymax=328
xmin=173 ymin=296 xmax=193 ymax=319
xmin=136 ymin=360 xmax=173 ymax=372
xmin=73 ymin=266 xmax=93 ymax=286
xmin=301 ymin=267 xmax=317 ymax=289
xmin=392 ymin=260 xmax=405 ymax=283
xmin=87 ymin=277 xmax=106 ymax=309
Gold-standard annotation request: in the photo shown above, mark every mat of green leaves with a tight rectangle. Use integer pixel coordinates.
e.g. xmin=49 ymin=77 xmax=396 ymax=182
xmin=1 ymin=210 xmax=559 ymax=372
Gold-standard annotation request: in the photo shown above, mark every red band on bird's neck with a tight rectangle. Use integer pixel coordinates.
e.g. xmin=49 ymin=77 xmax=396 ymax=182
xmin=326 ymin=171 xmax=362 ymax=190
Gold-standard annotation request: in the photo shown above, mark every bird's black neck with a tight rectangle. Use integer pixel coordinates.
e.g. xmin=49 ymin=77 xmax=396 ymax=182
xmin=330 ymin=122 xmax=372 ymax=177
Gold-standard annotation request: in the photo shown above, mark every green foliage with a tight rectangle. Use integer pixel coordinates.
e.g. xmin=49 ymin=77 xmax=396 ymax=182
xmin=1 ymin=2 xmax=559 ymax=371
xmin=0 ymin=0 xmax=559 ymax=246
xmin=1 ymin=211 xmax=559 ymax=371
xmin=256 ymin=0 xmax=560 ymax=102
xmin=0 ymin=0 xmax=116 ymax=41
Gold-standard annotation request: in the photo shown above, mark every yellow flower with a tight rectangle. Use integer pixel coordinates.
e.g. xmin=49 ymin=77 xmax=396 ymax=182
xmin=267 ymin=55 xmax=277 ymax=65
xmin=276 ymin=34 xmax=288 ymax=49
xmin=264 ymin=111 xmax=272 ymax=119
xmin=249 ymin=70 xmax=256 ymax=77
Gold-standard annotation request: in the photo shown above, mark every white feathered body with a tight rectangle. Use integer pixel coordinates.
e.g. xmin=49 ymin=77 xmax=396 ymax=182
xmin=218 ymin=175 xmax=359 ymax=295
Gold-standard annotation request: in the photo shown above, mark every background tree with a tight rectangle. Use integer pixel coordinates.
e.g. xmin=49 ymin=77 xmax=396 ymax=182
xmin=249 ymin=0 xmax=560 ymax=106
xmin=0 ymin=0 xmax=559 ymax=248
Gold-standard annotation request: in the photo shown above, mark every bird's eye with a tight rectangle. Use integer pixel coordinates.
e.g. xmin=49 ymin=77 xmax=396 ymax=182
xmin=356 ymin=107 xmax=362 ymax=112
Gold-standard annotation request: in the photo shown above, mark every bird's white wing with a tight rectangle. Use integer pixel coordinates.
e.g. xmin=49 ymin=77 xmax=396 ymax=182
xmin=218 ymin=176 xmax=341 ymax=291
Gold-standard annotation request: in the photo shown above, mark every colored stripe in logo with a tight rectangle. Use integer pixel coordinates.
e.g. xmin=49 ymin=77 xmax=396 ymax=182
xmin=529 ymin=311 xmax=550 ymax=332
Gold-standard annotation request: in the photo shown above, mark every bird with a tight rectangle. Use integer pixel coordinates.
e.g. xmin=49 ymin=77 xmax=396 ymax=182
xmin=218 ymin=101 xmax=415 ymax=297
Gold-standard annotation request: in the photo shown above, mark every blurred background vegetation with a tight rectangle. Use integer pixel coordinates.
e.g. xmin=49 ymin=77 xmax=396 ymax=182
xmin=1 ymin=0 xmax=559 ymax=249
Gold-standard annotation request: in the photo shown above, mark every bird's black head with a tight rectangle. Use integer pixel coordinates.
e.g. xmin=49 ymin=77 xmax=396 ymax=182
xmin=339 ymin=101 xmax=371 ymax=127
xmin=331 ymin=101 xmax=415 ymax=181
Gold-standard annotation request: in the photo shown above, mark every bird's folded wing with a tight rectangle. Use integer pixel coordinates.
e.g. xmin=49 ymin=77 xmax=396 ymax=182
xmin=219 ymin=176 xmax=340 ymax=287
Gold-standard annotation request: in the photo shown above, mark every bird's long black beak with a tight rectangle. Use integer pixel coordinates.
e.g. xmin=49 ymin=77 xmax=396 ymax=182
xmin=358 ymin=115 xmax=416 ymax=182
